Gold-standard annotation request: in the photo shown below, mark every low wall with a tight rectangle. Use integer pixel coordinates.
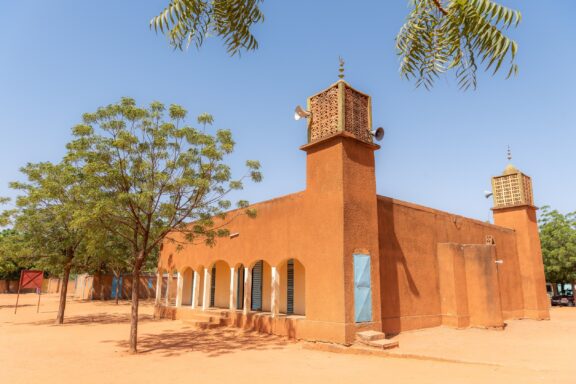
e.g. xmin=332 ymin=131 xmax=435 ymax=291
xmin=0 ymin=279 xmax=36 ymax=294
xmin=0 ymin=274 xmax=157 ymax=300
xmin=43 ymin=278 xmax=61 ymax=293
xmin=91 ymin=274 xmax=157 ymax=300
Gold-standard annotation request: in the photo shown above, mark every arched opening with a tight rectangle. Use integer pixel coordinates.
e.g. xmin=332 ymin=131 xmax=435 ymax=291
xmin=181 ymin=267 xmax=194 ymax=306
xmin=235 ymin=263 xmax=245 ymax=310
xmin=210 ymin=260 xmax=231 ymax=309
xmin=279 ymin=259 xmax=306 ymax=316
xmin=251 ymin=260 xmax=272 ymax=312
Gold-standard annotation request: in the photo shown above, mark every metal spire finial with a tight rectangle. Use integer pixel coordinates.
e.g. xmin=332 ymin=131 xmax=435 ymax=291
xmin=507 ymin=145 xmax=512 ymax=161
xmin=338 ymin=56 xmax=345 ymax=79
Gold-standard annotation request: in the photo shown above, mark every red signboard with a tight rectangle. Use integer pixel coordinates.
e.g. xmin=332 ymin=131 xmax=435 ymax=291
xmin=20 ymin=270 xmax=43 ymax=290
xmin=14 ymin=270 xmax=44 ymax=314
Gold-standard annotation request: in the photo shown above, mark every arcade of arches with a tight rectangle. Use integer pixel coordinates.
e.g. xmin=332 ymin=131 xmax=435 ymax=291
xmin=156 ymin=259 xmax=306 ymax=317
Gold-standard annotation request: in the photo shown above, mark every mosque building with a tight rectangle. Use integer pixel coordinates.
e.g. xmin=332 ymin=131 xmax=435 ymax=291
xmin=155 ymin=76 xmax=549 ymax=346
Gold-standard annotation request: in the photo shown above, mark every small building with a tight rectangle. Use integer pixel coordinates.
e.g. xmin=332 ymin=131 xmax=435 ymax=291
xmin=156 ymin=79 xmax=550 ymax=345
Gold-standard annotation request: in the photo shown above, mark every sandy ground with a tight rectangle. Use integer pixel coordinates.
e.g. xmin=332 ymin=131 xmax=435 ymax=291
xmin=1 ymin=294 xmax=574 ymax=384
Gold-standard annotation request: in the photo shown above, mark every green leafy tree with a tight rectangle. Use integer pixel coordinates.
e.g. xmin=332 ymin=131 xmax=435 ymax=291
xmin=9 ymin=161 xmax=89 ymax=324
xmin=66 ymin=98 xmax=262 ymax=353
xmin=539 ymin=206 xmax=576 ymax=289
xmin=83 ymin=229 xmax=133 ymax=304
xmin=0 ymin=229 xmax=34 ymax=280
xmin=151 ymin=0 xmax=520 ymax=90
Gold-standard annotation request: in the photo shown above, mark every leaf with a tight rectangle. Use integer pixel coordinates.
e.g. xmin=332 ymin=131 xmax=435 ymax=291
xmin=396 ymin=0 xmax=520 ymax=90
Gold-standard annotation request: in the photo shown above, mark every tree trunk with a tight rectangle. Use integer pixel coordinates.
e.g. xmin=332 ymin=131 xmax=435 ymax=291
xmin=97 ymin=270 xmax=104 ymax=301
xmin=55 ymin=251 xmax=74 ymax=325
xmin=114 ymin=271 xmax=120 ymax=305
xmin=129 ymin=254 xmax=144 ymax=354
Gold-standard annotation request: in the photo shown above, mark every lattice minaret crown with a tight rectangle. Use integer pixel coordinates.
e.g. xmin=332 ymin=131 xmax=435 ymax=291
xmin=306 ymin=79 xmax=373 ymax=144
xmin=491 ymin=150 xmax=534 ymax=209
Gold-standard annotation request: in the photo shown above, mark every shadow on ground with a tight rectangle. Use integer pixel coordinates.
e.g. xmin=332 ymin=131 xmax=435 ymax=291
xmin=108 ymin=327 xmax=291 ymax=357
xmin=89 ymin=300 xmax=155 ymax=308
xmin=0 ymin=304 xmax=34 ymax=310
xmin=22 ymin=312 xmax=155 ymax=326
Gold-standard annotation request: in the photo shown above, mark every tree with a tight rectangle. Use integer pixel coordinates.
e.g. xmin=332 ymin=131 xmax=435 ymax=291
xmin=9 ymin=161 xmax=88 ymax=324
xmin=151 ymin=0 xmax=520 ymax=90
xmin=83 ymin=229 xmax=133 ymax=304
xmin=539 ymin=206 xmax=576 ymax=290
xmin=66 ymin=98 xmax=262 ymax=353
xmin=0 ymin=229 xmax=33 ymax=281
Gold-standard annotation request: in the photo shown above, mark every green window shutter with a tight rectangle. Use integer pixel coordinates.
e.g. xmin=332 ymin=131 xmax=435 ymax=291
xmin=236 ymin=267 xmax=244 ymax=310
xmin=210 ymin=266 xmax=216 ymax=307
xmin=251 ymin=261 xmax=263 ymax=311
xmin=287 ymin=259 xmax=294 ymax=315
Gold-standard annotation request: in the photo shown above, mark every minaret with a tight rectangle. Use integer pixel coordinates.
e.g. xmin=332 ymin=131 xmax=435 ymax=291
xmin=298 ymin=62 xmax=382 ymax=343
xmin=491 ymin=149 xmax=549 ymax=320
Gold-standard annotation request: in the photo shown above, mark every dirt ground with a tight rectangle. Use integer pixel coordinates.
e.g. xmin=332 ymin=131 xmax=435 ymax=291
xmin=1 ymin=294 xmax=574 ymax=384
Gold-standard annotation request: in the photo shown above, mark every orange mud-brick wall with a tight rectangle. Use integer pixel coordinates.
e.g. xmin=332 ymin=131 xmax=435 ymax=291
xmin=91 ymin=274 xmax=157 ymax=300
xmin=377 ymin=197 xmax=526 ymax=334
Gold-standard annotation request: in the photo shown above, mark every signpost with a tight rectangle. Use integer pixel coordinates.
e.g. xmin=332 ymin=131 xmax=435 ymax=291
xmin=14 ymin=270 xmax=44 ymax=314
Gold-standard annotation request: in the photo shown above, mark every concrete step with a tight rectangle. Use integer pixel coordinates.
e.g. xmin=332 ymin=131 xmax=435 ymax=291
xmin=182 ymin=319 xmax=221 ymax=330
xmin=356 ymin=330 xmax=386 ymax=342
xmin=178 ymin=309 xmax=231 ymax=324
xmin=356 ymin=338 xmax=399 ymax=350
xmin=188 ymin=313 xmax=226 ymax=322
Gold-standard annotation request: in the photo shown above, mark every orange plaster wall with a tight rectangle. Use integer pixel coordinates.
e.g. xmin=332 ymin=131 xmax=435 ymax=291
xmin=340 ymin=137 xmax=382 ymax=331
xmin=159 ymin=133 xmax=383 ymax=343
xmin=437 ymin=243 xmax=470 ymax=328
xmin=159 ymin=137 xmax=352 ymax=342
xmin=462 ymin=244 xmax=504 ymax=328
xmin=493 ymin=206 xmax=550 ymax=319
xmin=436 ymin=243 xmax=505 ymax=329
xmin=377 ymin=197 xmax=524 ymax=334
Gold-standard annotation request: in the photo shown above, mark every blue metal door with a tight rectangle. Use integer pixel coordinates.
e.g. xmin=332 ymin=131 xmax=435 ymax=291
xmin=111 ymin=276 xmax=123 ymax=299
xmin=353 ymin=254 xmax=372 ymax=323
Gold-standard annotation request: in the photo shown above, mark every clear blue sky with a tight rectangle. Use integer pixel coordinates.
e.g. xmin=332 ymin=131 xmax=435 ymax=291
xmin=1 ymin=1 xmax=575 ymax=221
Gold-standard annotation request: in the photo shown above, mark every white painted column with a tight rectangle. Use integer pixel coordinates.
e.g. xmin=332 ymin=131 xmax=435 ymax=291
xmin=155 ymin=272 xmax=162 ymax=305
xmin=271 ymin=266 xmax=280 ymax=318
xmin=243 ymin=267 xmax=252 ymax=315
xmin=191 ymin=270 xmax=199 ymax=309
xmin=229 ymin=267 xmax=237 ymax=310
xmin=175 ymin=272 xmax=183 ymax=307
xmin=202 ymin=267 xmax=211 ymax=311
xmin=165 ymin=273 xmax=171 ymax=306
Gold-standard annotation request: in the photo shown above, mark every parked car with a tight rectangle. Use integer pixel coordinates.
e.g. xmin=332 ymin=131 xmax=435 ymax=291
xmin=551 ymin=294 xmax=575 ymax=307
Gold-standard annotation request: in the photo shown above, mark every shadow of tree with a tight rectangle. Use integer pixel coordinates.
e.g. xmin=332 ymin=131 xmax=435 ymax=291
xmin=24 ymin=312 xmax=155 ymax=326
xmin=0 ymin=304 xmax=34 ymax=310
xmin=108 ymin=327 xmax=291 ymax=357
xmin=88 ymin=300 xmax=156 ymax=308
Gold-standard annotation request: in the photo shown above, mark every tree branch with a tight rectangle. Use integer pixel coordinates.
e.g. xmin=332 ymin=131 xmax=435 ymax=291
xmin=432 ymin=0 xmax=448 ymax=16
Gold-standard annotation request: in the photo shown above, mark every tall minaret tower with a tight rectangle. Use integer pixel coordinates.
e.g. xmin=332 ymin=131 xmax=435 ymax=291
xmin=297 ymin=63 xmax=383 ymax=343
xmin=491 ymin=149 xmax=549 ymax=320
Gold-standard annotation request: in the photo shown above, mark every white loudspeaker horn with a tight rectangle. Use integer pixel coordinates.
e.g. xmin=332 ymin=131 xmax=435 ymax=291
xmin=371 ymin=127 xmax=385 ymax=141
xmin=294 ymin=105 xmax=311 ymax=121
xmin=484 ymin=191 xmax=493 ymax=199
